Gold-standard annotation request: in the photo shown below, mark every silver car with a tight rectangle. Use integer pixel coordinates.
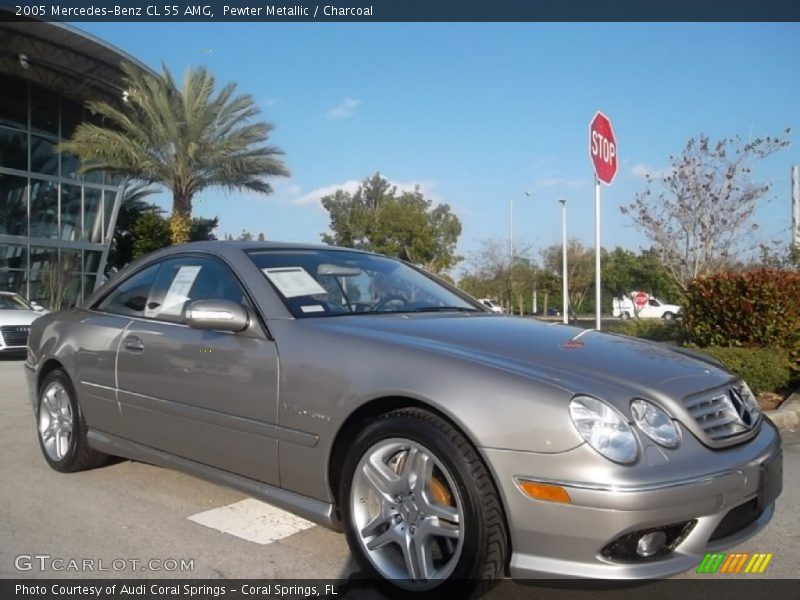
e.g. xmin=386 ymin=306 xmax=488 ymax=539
xmin=0 ymin=291 xmax=47 ymax=354
xmin=25 ymin=242 xmax=782 ymax=594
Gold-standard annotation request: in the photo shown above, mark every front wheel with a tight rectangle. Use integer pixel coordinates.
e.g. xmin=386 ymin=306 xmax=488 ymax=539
xmin=662 ymin=312 xmax=675 ymax=321
xmin=37 ymin=370 xmax=109 ymax=472
xmin=340 ymin=409 xmax=508 ymax=597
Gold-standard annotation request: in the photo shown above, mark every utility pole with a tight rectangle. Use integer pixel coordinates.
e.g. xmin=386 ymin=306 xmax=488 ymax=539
xmin=793 ymin=166 xmax=799 ymax=251
xmin=560 ymin=199 xmax=569 ymax=325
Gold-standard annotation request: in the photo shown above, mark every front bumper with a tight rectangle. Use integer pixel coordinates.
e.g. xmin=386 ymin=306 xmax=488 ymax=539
xmin=482 ymin=420 xmax=782 ymax=579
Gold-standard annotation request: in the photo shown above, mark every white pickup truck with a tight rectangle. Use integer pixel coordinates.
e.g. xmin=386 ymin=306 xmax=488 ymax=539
xmin=479 ymin=298 xmax=505 ymax=314
xmin=612 ymin=292 xmax=681 ymax=320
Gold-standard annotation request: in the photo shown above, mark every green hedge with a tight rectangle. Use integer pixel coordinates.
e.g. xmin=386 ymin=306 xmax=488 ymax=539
xmin=683 ymin=269 xmax=800 ymax=355
xmin=692 ymin=346 xmax=796 ymax=394
xmin=605 ymin=319 xmax=683 ymax=344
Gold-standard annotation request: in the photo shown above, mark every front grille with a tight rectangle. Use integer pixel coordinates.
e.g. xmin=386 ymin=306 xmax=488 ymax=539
xmin=682 ymin=386 xmax=758 ymax=442
xmin=0 ymin=325 xmax=29 ymax=347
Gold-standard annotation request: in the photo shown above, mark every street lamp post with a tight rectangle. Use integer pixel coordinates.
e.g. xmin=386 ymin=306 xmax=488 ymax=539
xmin=559 ymin=199 xmax=568 ymax=325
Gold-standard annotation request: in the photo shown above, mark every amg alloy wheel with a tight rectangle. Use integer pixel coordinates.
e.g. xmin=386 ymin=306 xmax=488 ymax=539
xmin=341 ymin=409 xmax=508 ymax=596
xmin=39 ymin=380 xmax=73 ymax=462
xmin=37 ymin=370 xmax=108 ymax=472
xmin=350 ymin=438 xmax=465 ymax=586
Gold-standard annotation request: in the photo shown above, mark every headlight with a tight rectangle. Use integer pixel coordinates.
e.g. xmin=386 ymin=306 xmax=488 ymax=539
xmin=569 ymin=396 xmax=638 ymax=464
xmin=630 ymin=399 xmax=681 ymax=448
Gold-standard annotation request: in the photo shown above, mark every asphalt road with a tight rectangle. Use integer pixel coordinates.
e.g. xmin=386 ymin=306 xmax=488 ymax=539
xmin=1 ymin=357 xmax=798 ymax=595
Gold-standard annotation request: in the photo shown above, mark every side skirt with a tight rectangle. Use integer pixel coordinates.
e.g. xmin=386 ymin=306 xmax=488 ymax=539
xmin=87 ymin=429 xmax=343 ymax=532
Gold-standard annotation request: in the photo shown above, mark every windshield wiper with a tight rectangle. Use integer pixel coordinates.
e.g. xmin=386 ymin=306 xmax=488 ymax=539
xmin=411 ymin=306 xmax=482 ymax=313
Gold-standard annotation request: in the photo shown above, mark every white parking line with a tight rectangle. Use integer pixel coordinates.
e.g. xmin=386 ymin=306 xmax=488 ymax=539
xmin=188 ymin=498 xmax=314 ymax=545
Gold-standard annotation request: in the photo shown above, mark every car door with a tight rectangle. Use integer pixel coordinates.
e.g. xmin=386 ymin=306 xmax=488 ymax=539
xmin=76 ymin=263 xmax=163 ymax=438
xmin=115 ymin=254 xmax=280 ymax=485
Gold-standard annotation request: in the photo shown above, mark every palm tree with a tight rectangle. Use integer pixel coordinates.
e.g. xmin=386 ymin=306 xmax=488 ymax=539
xmin=60 ymin=62 xmax=289 ymax=244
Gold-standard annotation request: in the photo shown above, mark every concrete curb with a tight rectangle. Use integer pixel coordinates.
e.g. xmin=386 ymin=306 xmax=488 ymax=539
xmin=765 ymin=389 xmax=800 ymax=432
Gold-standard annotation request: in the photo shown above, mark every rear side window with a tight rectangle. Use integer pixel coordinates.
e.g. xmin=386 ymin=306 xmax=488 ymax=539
xmin=96 ymin=263 xmax=161 ymax=317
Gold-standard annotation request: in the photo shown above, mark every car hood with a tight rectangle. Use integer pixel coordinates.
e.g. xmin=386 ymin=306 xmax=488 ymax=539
xmin=0 ymin=310 xmax=42 ymax=326
xmin=310 ymin=313 xmax=732 ymax=400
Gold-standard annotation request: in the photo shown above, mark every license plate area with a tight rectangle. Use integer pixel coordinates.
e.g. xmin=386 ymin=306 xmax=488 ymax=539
xmin=759 ymin=451 xmax=783 ymax=510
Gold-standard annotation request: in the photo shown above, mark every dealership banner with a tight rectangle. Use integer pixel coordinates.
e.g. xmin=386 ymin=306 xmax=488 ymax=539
xmin=4 ymin=579 xmax=800 ymax=600
xmin=1 ymin=0 xmax=799 ymax=22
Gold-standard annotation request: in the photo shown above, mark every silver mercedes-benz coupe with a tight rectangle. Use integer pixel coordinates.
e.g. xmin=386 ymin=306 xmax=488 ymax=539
xmin=25 ymin=242 xmax=782 ymax=595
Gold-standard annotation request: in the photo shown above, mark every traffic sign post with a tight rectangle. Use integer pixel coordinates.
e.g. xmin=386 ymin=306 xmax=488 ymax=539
xmin=589 ymin=111 xmax=618 ymax=331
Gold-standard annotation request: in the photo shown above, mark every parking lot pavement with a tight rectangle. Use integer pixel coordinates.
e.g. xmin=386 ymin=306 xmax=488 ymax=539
xmin=1 ymin=357 xmax=798 ymax=587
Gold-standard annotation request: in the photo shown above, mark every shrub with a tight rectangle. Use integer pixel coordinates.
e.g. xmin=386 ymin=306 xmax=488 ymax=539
xmin=605 ymin=319 xmax=683 ymax=344
xmin=683 ymin=269 xmax=800 ymax=356
xmin=692 ymin=346 xmax=795 ymax=394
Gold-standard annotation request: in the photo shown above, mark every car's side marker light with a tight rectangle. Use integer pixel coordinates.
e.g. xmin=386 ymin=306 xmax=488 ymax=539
xmin=515 ymin=479 xmax=572 ymax=504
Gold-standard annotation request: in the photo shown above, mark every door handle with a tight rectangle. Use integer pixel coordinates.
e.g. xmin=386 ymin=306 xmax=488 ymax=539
xmin=123 ymin=335 xmax=144 ymax=352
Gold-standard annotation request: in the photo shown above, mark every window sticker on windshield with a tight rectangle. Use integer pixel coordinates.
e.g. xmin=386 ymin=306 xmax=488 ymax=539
xmin=262 ymin=267 xmax=327 ymax=298
xmin=300 ymin=304 xmax=326 ymax=313
xmin=159 ymin=265 xmax=202 ymax=316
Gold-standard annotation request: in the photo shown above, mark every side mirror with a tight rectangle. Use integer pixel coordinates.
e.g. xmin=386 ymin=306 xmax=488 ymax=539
xmin=185 ymin=299 xmax=249 ymax=333
xmin=31 ymin=302 xmax=45 ymax=312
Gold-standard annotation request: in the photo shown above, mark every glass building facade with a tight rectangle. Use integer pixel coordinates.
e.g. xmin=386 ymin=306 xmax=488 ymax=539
xmin=0 ymin=74 xmax=124 ymax=309
xmin=0 ymin=17 xmax=143 ymax=309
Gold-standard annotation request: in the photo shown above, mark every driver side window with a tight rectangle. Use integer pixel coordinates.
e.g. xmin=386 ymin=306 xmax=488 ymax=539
xmin=146 ymin=256 xmax=248 ymax=324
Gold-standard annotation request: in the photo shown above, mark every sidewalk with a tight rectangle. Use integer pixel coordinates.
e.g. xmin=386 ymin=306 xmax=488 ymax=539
xmin=766 ymin=387 xmax=800 ymax=432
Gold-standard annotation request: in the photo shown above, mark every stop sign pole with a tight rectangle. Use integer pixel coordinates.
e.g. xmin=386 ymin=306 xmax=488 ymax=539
xmin=589 ymin=111 xmax=618 ymax=331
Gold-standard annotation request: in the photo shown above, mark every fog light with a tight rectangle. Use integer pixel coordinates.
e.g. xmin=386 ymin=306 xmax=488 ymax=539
xmin=602 ymin=521 xmax=695 ymax=562
xmin=636 ymin=531 xmax=668 ymax=557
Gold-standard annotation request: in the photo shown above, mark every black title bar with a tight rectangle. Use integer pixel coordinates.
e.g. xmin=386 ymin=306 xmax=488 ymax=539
xmin=1 ymin=0 xmax=799 ymax=22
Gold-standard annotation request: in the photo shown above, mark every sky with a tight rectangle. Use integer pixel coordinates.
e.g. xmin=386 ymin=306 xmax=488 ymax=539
xmin=74 ymin=22 xmax=800 ymax=270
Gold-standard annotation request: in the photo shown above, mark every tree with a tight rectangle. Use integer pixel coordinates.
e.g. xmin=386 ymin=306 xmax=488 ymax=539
xmin=189 ymin=217 xmax=219 ymax=242
xmin=39 ymin=251 xmax=80 ymax=310
xmin=541 ymin=239 xmax=594 ymax=312
xmin=321 ymin=173 xmax=462 ymax=273
xmin=602 ymin=247 xmax=681 ymax=306
xmin=621 ymin=131 xmax=790 ymax=290
xmin=131 ymin=210 xmax=171 ymax=259
xmin=107 ymin=182 xmax=160 ymax=272
xmin=60 ymin=62 xmax=289 ymax=245
xmin=460 ymin=238 xmax=536 ymax=314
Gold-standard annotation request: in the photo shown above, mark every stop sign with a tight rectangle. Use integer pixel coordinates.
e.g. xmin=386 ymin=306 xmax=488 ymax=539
xmin=590 ymin=111 xmax=618 ymax=185
xmin=634 ymin=291 xmax=649 ymax=308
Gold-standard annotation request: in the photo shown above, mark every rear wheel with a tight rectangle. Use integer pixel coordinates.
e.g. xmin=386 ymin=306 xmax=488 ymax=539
xmin=340 ymin=408 xmax=508 ymax=597
xmin=37 ymin=370 xmax=109 ymax=472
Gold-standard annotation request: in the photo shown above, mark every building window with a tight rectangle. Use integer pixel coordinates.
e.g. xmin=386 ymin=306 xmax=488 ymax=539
xmin=0 ymin=174 xmax=28 ymax=236
xmin=0 ymin=127 xmax=28 ymax=171
xmin=0 ymin=77 xmax=28 ymax=130
xmin=60 ymin=184 xmax=82 ymax=241
xmin=0 ymin=74 xmax=121 ymax=307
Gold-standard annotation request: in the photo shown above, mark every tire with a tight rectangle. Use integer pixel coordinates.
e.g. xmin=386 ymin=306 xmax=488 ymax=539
xmin=662 ymin=312 xmax=674 ymax=321
xmin=340 ymin=408 xmax=508 ymax=598
xmin=621 ymin=311 xmax=631 ymax=320
xmin=36 ymin=369 xmax=109 ymax=473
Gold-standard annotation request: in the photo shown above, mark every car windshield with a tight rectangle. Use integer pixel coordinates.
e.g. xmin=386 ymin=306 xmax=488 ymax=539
xmin=0 ymin=294 xmax=31 ymax=310
xmin=248 ymin=249 xmax=482 ymax=318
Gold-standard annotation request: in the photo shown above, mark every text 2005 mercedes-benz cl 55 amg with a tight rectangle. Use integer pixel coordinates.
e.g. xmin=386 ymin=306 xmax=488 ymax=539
xmin=26 ymin=242 xmax=782 ymax=594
